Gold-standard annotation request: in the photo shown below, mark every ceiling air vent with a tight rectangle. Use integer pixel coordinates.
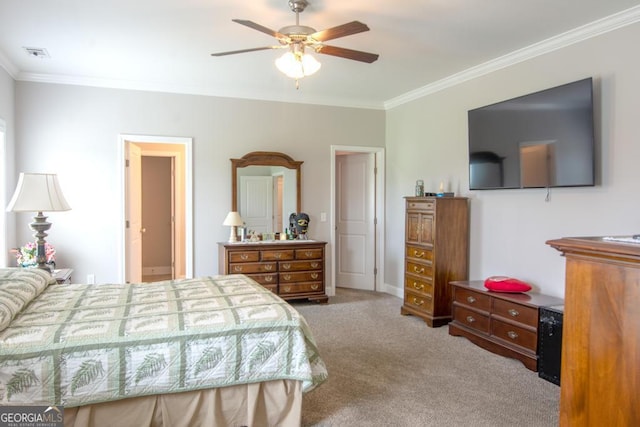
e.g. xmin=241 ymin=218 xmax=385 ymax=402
xmin=23 ymin=47 xmax=50 ymax=58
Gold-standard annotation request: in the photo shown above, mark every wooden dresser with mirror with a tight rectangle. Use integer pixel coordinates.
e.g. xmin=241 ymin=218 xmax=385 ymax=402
xmin=218 ymin=240 xmax=328 ymax=303
xmin=220 ymin=151 xmax=328 ymax=303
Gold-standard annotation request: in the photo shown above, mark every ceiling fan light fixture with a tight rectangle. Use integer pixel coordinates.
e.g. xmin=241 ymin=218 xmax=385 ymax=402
xmin=275 ymin=51 xmax=321 ymax=79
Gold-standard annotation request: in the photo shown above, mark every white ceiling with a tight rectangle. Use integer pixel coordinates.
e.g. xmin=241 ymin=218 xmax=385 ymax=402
xmin=1 ymin=0 xmax=639 ymax=109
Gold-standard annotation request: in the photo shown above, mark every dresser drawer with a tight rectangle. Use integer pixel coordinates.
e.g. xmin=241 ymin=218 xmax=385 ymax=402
xmin=295 ymin=248 xmax=323 ymax=260
xmin=261 ymin=249 xmax=294 ymax=261
xmin=280 ymin=281 xmax=323 ymax=295
xmin=407 ymin=199 xmax=435 ymax=211
xmin=405 ymin=276 xmax=433 ymax=296
xmin=229 ymin=262 xmax=277 ymax=274
xmin=404 ymin=289 xmax=433 ymax=313
xmin=492 ymin=299 xmax=538 ymax=328
xmin=280 ymin=271 xmax=322 ymax=283
xmin=405 ymin=260 xmax=433 ymax=279
xmin=247 ymin=273 xmax=278 ymax=286
xmin=280 ymin=260 xmax=322 ymax=271
xmin=228 ymin=251 xmax=259 ymax=263
xmin=452 ymin=303 xmax=490 ymax=334
xmin=453 ymin=287 xmax=491 ymax=312
xmin=406 ymin=245 xmax=433 ymax=262
xmin=491 ymin=318 xmax=537 ymax=351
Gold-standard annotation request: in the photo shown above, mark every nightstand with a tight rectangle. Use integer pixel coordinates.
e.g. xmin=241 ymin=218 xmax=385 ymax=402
xmin=52 ymin=268 xmax=73 ymax=284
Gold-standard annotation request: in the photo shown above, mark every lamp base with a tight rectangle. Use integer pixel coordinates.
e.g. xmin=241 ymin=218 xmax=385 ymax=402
xmin=228 ymin=226 xmax=238 ymax=243
xmin=29 ymin=211 xmax=53 ymax=273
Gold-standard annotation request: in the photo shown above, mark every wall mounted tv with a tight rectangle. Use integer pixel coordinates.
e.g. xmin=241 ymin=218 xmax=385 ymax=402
xmin=468 ymin=77 xmax=595 ymax=190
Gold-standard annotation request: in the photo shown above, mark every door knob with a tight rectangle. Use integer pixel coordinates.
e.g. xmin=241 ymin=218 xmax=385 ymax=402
xmin=140 ymin=228 xmax=146 ymax=233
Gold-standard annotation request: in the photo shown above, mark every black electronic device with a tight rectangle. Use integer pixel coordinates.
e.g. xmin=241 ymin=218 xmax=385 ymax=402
xmin=538 ymin=304 xmax=564 ymax=385
xmin=468 ymin=78 xmax=595 ymax=190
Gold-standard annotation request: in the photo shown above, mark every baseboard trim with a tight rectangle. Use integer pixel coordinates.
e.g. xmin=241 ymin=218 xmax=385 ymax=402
xmin=142 ymin=266 xmax=172 ymax=276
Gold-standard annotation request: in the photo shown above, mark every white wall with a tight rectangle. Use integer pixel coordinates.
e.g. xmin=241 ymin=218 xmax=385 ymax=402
xmin=0 ymin=66 xmax=16 ymax=266
xmin=13 ymin=83 xmax=385 ymax=284
xmin=386 ymin=22 xmax=640 ymax=298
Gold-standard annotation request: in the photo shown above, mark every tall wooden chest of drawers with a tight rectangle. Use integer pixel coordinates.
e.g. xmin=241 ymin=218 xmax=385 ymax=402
xmin=218 ymin=241 xmax=328 ymax=303
xmin=400 ymin=196 xmax=469 ymax=327
xmin=448 ymin=281 xmax=563 ymax=371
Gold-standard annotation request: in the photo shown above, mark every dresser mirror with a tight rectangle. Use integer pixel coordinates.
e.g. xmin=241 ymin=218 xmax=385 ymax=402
xmin=231 ymin=151 xmax=302 ymax=234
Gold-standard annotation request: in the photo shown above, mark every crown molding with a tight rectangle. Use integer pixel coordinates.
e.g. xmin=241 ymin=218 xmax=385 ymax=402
xmin=384 ymin=5 xmax=640 ymax=110
xmin=17 ymin=71 xmax=385 ymax=110
xmin=0 ymin=49 xmax=19 ymax=78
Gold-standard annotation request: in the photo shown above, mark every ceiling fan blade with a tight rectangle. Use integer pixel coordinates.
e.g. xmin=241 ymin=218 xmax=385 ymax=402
xmin=232 ymin=19 xmax=286 ymax=39
xmin=316 ymin=45 xmax=379 ymax=63
xmin=311 ymin=21 xmax=370 ymax=42
xmin=211 ymin=46 xmax=281 ymax=57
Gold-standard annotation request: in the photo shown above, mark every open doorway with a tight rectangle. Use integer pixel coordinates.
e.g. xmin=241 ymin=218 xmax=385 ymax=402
xmin=118 ymin=135 xmax=193 ymax=283
xmin=330 ymin=146 xmax=385 ymax=296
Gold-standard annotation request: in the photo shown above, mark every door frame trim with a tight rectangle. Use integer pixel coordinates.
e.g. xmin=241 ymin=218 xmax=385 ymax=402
xmin=330 ymin=145 xmax=385 ymax=296
xmin=118 ymin=134 xmax=193 ymax=282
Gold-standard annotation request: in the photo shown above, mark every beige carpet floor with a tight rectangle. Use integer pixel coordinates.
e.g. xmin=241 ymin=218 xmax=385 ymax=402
xmin=295 ymin=288 xmax=560 ymax=427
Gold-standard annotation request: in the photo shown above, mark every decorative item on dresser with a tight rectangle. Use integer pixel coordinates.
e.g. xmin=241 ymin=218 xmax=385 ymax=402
xmin=401 ymin=196 xmax=469 ymax=327
xmin=448 ymin=281 xmax=563 ymax=371
xmin=218 ymin=240 xmax=328 ymax=303
xmin=547 ymin=236 xmax=640 ymax=426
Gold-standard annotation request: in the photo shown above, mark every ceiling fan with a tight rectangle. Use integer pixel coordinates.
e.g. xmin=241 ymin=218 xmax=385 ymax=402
xmin=211 ymin=0 xmax=379 ymax=84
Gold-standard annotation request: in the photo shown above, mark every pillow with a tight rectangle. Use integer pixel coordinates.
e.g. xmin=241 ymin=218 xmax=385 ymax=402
xmin=484 ymin=276 xmax=532 ymax=293
xmin=0 ymin=267 xmax=55 ymax=332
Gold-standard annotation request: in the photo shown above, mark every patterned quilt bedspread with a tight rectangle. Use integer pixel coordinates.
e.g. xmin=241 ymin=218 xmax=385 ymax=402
xmin=0 ymin=268 xmax=327 ymax=407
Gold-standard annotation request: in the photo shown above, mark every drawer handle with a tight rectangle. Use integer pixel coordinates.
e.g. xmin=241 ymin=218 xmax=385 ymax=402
xmin=233 ymin=266 xmax=243 ymax=272
xmin=412 ymin=281 xmax=424 ymax=290
xmin=508 ymin=308 xmax=519 ymax=317
xmin=282 ymin=263 xmax=291 ymax=270
xmin=283 ymin=274 xmax=291 ymax=280
xmin=311 ymin=284 xmax=319 ymax=290
xmin=265 ymin=276 xmax=273 ymax=282
xmin=305 ymin=251 xmax=313 ymax=257
xmin=413 ymin=266 xmax=425 ymax=274
xmin=240 ymin=254 xmax=249 ymax=260
xmin=412 ymin=297 xmax=424 ymax=306
xmin=466 ymin=296 xmax=476 ymax=304
xmin=413 ymin=250 xmax=425 ymax=258
xmin=283 ymin=286 xmax=291 ymax=292
xmin=274 ymin=253 xmax=282 ymax=259
xmin=466 ymin=315 xmax=476 ymax=323
xmin=311 ymin=262 xmax=319 ymax=268
xmin=507 ymin=331 xmax=519 ymax=340
xmin=264 ymin=265 xmax=273 ymax=271
xmin=311 ymin=273 xmax=319 ymax=279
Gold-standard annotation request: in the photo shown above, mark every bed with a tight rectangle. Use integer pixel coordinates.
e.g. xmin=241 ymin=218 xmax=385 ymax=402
xmin=0 ymin=268 xmax=327 ymax=426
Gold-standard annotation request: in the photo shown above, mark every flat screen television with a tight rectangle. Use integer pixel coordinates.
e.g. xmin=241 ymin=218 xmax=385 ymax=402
xmin=468 ymin=78 xmax=595 ymax=190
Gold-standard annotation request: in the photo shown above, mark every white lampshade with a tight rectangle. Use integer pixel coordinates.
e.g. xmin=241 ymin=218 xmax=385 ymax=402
xmin=275 ymin=51 xmax=321 ymax=79
xmin=223 ymin=211 xmax=244 ymax=226
xmin=6 ymin=173 xmax=71 ymax=212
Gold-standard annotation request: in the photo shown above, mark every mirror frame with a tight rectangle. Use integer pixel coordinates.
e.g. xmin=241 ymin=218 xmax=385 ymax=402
xmin=231 ymin=151 xmax=303 ymax=213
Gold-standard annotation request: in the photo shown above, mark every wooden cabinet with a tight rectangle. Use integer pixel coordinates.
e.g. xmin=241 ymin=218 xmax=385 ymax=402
xmin=218 ymin=241 xmax=328 ymax=303
xmin=547 ymin=236 xmax=640 ymax=426
xmin=448 ymin=281 xmax=563 ymax=371
xmin=400 ymin=197 xmax=469 ymax=327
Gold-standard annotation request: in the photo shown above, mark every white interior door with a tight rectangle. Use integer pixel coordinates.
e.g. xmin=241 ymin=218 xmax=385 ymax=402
xmin=240 ymin=175 xmax=273 ymax=234
xmin=336 ymin=153 xmax=375 ymax=290
xmin=125 ymin=142 xmax=143 ymax=283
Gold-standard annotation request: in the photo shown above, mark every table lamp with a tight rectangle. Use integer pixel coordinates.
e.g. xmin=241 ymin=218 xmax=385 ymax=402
xmin=6 ymin=173 xmax=71 ymax=272
xmin=223 ymin=211 xmax=244 ymax=243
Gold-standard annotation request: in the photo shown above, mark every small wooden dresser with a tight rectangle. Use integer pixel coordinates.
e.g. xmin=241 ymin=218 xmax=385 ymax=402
xmin=448 ymin=281 xmax=563 ymax=371
xmin=218 ymin=241 xmax=328 ymax=303
xmin=401 ymin=196 xmax=469 ymax=327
